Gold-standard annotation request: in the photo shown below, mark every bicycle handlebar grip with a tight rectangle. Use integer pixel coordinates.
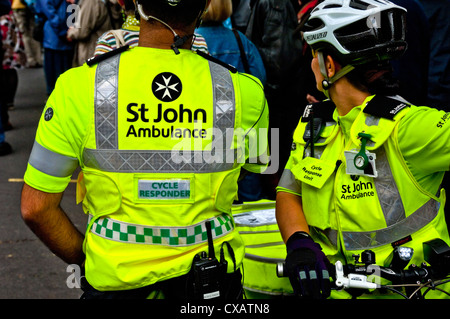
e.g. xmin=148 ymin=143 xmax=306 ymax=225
xmin=276 ymin=262 xmax=286 ymax=277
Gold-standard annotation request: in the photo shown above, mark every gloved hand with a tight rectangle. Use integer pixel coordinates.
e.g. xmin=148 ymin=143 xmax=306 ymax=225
xmin=285 ymin=231 xmax=331 ymax=299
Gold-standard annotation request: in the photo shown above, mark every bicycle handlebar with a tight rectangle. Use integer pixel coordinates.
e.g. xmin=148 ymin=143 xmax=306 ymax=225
xmin=277 ymin=259 xmax=434 ymax=288
xmin=333 ymin=260 xmax=433 ymax=290
xmin=276 ymin=238 xmax=450 ymax=298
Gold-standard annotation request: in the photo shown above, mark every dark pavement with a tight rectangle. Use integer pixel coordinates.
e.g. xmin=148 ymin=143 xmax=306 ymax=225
xmin=0 ymin=67 xmax=87 ymax=299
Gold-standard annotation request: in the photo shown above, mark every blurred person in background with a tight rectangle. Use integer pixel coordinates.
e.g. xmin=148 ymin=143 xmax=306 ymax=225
xmin=245 ymin=0 xmax=305 ymax=198
xmin=35 ymin=0 xmax=74 ymax=95
xmin=1 ymin=6 xmax=26 ymax=131
xmin=67 ymin=0 xmax=122 ymax=67
xmin=196 ymin=0 xmax=266 ymax=202
xmin=12 ymin=0 xmax=42 ymax=68
xmin=0 ymin=0 xmax=12 ymax=155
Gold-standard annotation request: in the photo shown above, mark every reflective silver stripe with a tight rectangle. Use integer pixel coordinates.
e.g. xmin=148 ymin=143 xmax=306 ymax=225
xmin=245 ymin=242 xmax=284 ymax=249
xmin=304 ymin=146 xmax=325 ymax=159
xmin=244 ymin=253 xmax=284 ymax=264
xmin=343 ymin=198 xmax=439 ymax=250
xmin=313 ymin=148 xmax=439 ymax=251
xmin=85 ymin=56 xmax=236 ymax=173
xmin=28 ymin=141 xmax=78 ymax=177
xmin=94 ymin=54 xmax=120 ymax=150
xmin=311 ymin=227 xmax=338 ymax=249
xmin=278 ymin=169 xmax=301 ymax=194
xmin=210 ymin=60 xmax=235 ymax=145
xmin=340 ymin=148 xmax=439 ymax=250
xmin=239 ymin=230 xmax=280 ymax=235
xmin=83 ymin=149 xmax=237 ymax=173
xmin=89 ymin=213 xmax=234 ymax=246
xmin=234 ymin=207 xmax=276 ymax=226
xmin=373 ymin=148 xmax=405 ymax=226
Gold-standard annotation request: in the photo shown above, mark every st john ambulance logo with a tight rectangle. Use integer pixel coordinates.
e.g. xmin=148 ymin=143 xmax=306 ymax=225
xmin=152 ymin=72 xmax=182 ymax=102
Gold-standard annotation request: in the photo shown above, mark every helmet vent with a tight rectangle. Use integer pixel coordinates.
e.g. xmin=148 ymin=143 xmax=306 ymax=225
xmin=349 ymin=0 xmax=371 ymax=10
xmin=303 ymin=17 xmax=325 ymax=32
xmin=323 ymin=4 xmax=342 ymax=9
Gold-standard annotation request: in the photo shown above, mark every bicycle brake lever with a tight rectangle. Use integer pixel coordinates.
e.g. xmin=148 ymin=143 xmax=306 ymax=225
xmin=334 ymin=261 xmax=380 ymax=290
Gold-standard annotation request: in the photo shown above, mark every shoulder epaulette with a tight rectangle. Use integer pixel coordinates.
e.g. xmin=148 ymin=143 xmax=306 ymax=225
xmin=196 ymin=49 xmax=237 ymax=74
xmin=86 ymin=45 xmax=130 ymax=67
xmin=363 ymin=95 xmax=411 ymax=120
xmin=301 ymin=100 xmax=336 ymax=123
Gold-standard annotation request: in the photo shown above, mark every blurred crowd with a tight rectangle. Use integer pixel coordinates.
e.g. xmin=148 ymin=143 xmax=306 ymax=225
xmin=0 ymin=0 xmax=449 ymax=199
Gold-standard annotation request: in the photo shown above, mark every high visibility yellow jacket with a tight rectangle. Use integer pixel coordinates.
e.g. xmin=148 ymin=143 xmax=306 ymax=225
xmin=24 ymin=47 xmax=269 ymax=291
xmin=278 ymin=95 xmax=450 ymax=298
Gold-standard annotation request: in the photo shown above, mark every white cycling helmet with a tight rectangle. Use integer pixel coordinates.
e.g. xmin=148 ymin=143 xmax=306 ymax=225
xmin=304 ymin=0 xmax=407 ymax=66
xmin=303 ymin=0 xmax=407 ymax=95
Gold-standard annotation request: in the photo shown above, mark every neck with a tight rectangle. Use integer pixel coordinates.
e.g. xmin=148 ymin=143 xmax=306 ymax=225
xmin=329 ymin=78 xmax=370 ymax=116
xmin=138 ymin=19 xmax=195 ymax=50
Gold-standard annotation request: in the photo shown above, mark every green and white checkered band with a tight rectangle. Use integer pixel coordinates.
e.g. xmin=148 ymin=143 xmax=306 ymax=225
xmin=89 ymin=214 xmax=234 ymax=246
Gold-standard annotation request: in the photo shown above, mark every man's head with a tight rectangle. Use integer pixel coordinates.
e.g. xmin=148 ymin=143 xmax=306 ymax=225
xmin=136 ymin=0 xmax=209 ymax=29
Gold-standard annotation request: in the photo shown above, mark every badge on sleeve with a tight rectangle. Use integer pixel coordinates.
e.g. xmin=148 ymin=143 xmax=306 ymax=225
xmin=44 ymin=107 xmax=54 ymax=121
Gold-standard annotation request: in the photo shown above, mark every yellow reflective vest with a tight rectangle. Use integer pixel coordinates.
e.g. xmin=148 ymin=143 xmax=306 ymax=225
xmin=278 ymin=95 xmax=450 ymax=298
xmin=24 ymin=47 xmax=269 ymax=291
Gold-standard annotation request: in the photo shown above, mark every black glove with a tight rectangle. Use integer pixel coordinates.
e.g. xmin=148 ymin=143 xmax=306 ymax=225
xmin=285 ymin=231 xmax=331 ymax=299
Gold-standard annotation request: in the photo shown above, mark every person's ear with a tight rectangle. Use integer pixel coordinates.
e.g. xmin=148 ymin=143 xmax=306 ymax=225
xmin=325 ymin=55 xmax=337 ymax=78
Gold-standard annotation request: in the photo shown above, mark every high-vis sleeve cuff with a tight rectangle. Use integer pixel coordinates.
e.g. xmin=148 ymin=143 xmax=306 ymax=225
xmin=23 ymin=163 xmax=73 ymax=193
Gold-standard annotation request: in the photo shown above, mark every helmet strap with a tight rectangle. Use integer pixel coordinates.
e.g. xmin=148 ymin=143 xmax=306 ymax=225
xmin=317 ymin=51 xmax=355 ymax=98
